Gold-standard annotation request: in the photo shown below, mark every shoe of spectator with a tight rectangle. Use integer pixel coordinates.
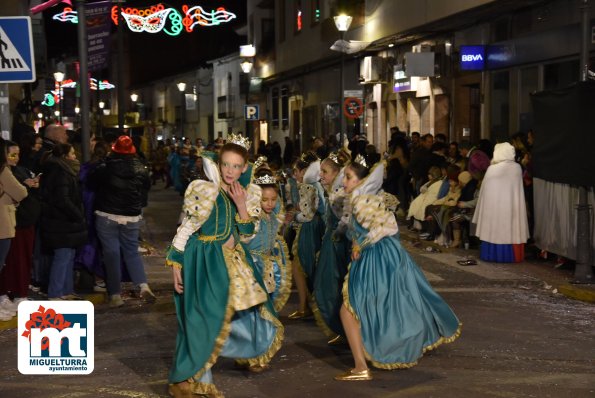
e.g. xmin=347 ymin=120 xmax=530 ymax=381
xmin=140 ymin=286 xmax=156 ymax=303
xmin=109 ymin=295 xmax=125 ymax=308
xmin=0 ymin=310 xmax=13 ymax=321
xmin=48 ymin=297 xmax=64 ymax=301
xmin=93 ymin=281 xmax=107 ymax=292
xmin=13 ymin=297 xmax=30 ymax=307
xmin=0 ymin=295 xmax=18 ymax=312
xmin=61 ymin=294 xmax=83 ymax=300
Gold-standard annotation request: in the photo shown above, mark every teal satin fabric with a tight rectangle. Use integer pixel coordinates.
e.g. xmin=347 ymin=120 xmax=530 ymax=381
xmin=346 ymin=220 xmax=460 ymax=368
xmin=312 ymin=203 xmax=350 ymax=336
xmin=296 ymin=212 xmax=324 ymax=292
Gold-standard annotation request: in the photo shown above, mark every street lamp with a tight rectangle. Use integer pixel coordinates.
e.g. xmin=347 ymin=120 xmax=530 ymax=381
xmin=53 ymin=71 xmax=65 ymax=125
xmin=177 ymin=82 xmax=186 ymax=137
xmin=130 ymin=93 xmax=138 ymax=103
xmin=334 ymin=14 xmax=352 ymax=147
xmin=240 ymin=60 xmax=253 ymax=74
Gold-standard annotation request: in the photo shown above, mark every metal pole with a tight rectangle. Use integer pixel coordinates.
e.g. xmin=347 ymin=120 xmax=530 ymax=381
xmin=181 ymin=91 xmax=185 ymax=138
xmin=339 ymin=31 xmax=345 ymax=147
xmin=573 ymin=0 xmax=593 ymax=284
xmin=117 ymin=3 xmax=125 ymax=129
xmin=59 ymin=81 xmax=63 ymax=125
xmin=77 ymin=0 xmax=90 ymax=162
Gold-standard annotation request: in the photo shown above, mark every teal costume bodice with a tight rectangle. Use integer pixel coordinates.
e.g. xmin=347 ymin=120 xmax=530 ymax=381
xmin=247 ymin=202 xmax=281 ymax=255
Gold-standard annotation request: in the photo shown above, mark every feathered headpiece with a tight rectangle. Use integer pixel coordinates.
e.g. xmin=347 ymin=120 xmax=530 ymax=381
xmin=253 ymin=173 xmax=277 ymax=185
xmin=353 ymin=154 xmax=368 ymax=169
xmin=229 ymin=133 xmax=251 ymax=150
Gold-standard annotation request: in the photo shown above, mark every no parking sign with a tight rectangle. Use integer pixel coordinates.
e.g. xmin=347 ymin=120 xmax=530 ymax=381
xmin=343 ymin=97 xmax=363 ymax=119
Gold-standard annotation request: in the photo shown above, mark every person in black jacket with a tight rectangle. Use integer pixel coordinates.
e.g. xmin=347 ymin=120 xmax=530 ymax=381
xmin=40 ymin=143 xmax=87 ymax=300
xmin=88 ymin=135 xmax=154 ymax=307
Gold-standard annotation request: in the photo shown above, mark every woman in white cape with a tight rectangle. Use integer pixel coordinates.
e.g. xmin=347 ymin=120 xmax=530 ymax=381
xmin=472 ymin=142 xmax=529 ymax=263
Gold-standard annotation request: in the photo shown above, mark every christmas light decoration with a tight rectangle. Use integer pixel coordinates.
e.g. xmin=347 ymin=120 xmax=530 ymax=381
xmin=182 ymin=6 xmax=236 ymax=31
xmin=53 ymin=3 xmax=236 ymax=36
xmin=52 ymin=7 xmax=78 ymax=23
xmin=42 ymin=93 xmax=55 ymax=107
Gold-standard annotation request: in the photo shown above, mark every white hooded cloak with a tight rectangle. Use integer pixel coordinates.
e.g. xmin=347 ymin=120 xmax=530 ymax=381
xmin=472 ymin=143 xmax=529 ymax=244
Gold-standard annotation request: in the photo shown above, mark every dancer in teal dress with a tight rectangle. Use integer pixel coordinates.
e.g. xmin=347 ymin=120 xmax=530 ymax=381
xmin=311 ymin=151 xmax=351 ymax=343
xmin=335 ymin=155 xmax=461 ymax=381
xmin=166 ymin=136 xmax=283 ymax=397
xmin=288 ymin=152 xmax=325 ymax=319
xmin=247 ymin=166 xmax=292 ymax=313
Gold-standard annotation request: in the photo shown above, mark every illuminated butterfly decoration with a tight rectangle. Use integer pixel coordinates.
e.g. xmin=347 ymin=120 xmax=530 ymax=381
xmin=182 ymin=6 xmax=237 ymax=32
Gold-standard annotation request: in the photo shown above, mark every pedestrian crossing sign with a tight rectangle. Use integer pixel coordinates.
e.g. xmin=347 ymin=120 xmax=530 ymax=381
xmin=0 ymin=17 xmax=36 ymax=83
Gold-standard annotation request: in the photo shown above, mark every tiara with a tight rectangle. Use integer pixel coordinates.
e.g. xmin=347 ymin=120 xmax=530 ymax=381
xmin=326 ymin=152 xmax=340 ymax=165
xmin=354 ymin=154 xmax=368 ymax=169
xmin=254 ymin=156 xmax=268 ymax=169
xmin=254 ymin=174 xmax=277 ymax=185
xmin=229 ymin=133 xmax=251 ymax=150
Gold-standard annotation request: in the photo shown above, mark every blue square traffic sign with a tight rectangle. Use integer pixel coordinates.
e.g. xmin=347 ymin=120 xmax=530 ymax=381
xmin=0 ymin=17 xmax=36 ymax=83
xmin=244 ymin=105 xmax=259 ymax=120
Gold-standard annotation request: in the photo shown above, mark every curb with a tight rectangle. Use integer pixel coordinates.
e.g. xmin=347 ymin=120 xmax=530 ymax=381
xmin=398 ymin=226 xmax=595 ymax=305
xmin=557 ymin=284 xmax=595 ymax=304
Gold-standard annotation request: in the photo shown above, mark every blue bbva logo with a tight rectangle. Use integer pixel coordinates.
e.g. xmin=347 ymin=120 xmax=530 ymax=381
xmin=18 ymin=301 xmax=94 ymax=375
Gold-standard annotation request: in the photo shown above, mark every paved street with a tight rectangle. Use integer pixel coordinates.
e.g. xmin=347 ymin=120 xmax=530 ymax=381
xmin=1 ymin=184 xmax=594 ymax=398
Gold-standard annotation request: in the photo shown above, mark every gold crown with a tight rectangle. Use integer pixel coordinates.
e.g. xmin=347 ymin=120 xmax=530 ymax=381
xmin=229 ymin=133 xmax=251 ymax=150
xmin=254 ymin=156 xmax=268 ymax=169
xmin=354 ymin=154 xmax=368 ymax=168
xmin=254 ymin=174 xmax=277 ymax=185
xmin=327 ymin=152 xmax=340 ymax=165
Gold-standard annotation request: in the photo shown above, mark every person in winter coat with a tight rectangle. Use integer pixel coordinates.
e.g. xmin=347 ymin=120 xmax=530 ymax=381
xmin=0 ymin=138 xmax=28 ymax=320
xmin=0 ymin=140 xmax=41 ymax=311
xmin=88 ymin=135 xmax=154 ymax=307
xmin=40 ymin=143 xmax=87 ymax=300
xmin=472 ymin=142 xmax=529 ymax=262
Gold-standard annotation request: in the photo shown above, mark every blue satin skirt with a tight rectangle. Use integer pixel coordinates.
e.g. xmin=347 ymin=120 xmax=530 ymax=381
xmin=312 ymin=232 xmax=349 ymax=337
xmin=194 ymin=307 xmax=279 ymax=384
xmin=345 ymin=235 xmax=461 ymax=369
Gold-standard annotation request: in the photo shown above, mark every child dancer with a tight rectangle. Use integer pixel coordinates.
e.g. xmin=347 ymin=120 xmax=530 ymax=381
xmin=247 ymin=166 xmax=292 ymax=312
xmin=311 ymin=151 xmax=351 ymax=343
xmin=166 ymin=136 xmax=283 ymax=397
xmin=288 ymin=152 xmax=325 ymax=319
xmin=336 ymin=155 xmax=461 ymax=381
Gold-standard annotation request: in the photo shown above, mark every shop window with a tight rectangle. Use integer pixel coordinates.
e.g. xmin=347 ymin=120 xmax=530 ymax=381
xmin=272 ymin=87 xmax=279 ymax=128
xmin=281 ymin=86 xmax=289 ymax=129
xmin=490 ymin=71 xmax=510 ymax=143
xmin=519 ymin=66 xmax=538 ymax=132
xmin=544 ymin=60 xmax=579 ymax=90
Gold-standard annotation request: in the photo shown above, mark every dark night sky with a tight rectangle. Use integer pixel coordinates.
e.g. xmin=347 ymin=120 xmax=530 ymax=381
xmin=44 ymin=0 xmax=246 ymax=84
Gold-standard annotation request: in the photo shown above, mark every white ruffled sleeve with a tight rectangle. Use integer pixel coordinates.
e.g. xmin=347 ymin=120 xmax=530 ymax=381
xmin=352 ymin=194 xmax=399 ymax=247
xmin=167 ymin=180 xmax=218 ymax=267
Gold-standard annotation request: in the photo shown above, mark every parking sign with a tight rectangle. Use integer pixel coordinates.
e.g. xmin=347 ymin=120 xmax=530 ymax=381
xmin=244 ymin=105 xmax=259 ymax=120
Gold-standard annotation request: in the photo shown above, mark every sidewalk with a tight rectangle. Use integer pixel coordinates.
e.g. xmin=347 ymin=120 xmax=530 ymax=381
xmin=397 ymin=222 xmax=595 ymax=304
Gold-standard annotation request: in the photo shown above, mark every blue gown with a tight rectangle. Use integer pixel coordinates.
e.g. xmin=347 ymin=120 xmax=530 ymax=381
xmin=293 ymin=182 xmax=325 ymax=292
xmin=247 ymin=200 xmax=291 ymax=313
xmin=312 ymin=200 xmax=349 ymax=337
xmin=345 ymin=216 xmax=461 ymax=369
